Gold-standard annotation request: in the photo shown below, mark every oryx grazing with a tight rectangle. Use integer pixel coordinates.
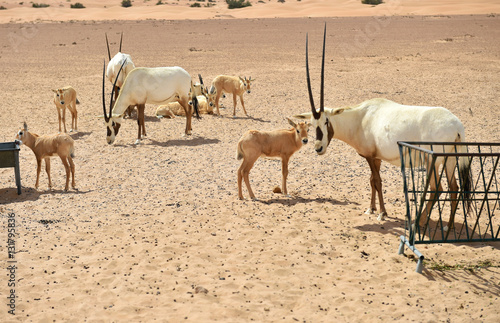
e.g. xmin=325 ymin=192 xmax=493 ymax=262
xmin=101 ymin=60 xmax=200 ymax=145
xmin=294 ymin=25 xmax=471 ymax=230
xmin=105 ymin=32 xmax=136 ymax=117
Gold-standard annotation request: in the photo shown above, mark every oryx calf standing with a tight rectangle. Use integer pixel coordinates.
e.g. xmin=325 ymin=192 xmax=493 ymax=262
xmin=212 ymin=75 xmax=254 ymax=116
xmin=53 ymin=86 xmax=79 ymax=133
xmin=236 ymin=118 xmax=310 ymax=200
xmin=16 ymin=123 xmax=76 ymax=191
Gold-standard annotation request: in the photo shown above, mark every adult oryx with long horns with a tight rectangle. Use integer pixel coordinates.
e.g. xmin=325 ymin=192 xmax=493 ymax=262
xmin=294 ymin=24 xmax=471 ymax=230
xmin=105 ymin=33 xmax=136 ymax=102
xmin=101 ymin=60 xmax=200 ymax=145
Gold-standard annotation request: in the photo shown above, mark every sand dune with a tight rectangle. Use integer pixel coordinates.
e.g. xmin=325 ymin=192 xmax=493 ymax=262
xmin=0 ymin=0 xmax=499 ymax=23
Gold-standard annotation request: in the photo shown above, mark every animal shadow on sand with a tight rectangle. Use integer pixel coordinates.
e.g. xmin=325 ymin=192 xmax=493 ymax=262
xmin=146 ymin=136 xmax=220 ymax=148
xmin=0 ymin=187 xmax=91 ymax=204
xmin=69 ymin=131 xmax=92 ymax=140
xmin=256 ymin=196 xmax=353 ymax=207
xmin=355 ymin=216 xmax=405 ymax=236
xmin=228 ymin=115 xmax=270 ymax=123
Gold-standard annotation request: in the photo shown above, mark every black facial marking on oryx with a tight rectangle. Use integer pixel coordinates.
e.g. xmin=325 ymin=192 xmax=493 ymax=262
xmin=316 ymin=126 xmax=323 ymax=141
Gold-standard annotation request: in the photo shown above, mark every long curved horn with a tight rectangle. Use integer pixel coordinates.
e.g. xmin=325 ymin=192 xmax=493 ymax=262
xmin=320 ymin=23 xmax=326 ymax=113
xmin=306 ymin=33 xmax=320 ymax=119
xmin=105 ymin=33 xmax=111 ymax=61
xmin=198 ymin=74 xmax=204 ymax=86
xmin=102 ymin=60 xmax=109 ymax=122
xmin=108 ymin=59 xmax=127 ymax=119
xmin=119 ymin=32 xmax=123 ymax=53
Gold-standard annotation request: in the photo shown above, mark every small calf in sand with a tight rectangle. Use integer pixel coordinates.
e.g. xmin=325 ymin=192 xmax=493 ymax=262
xmin=212 ymin=75 xmax=254 ymax=116
xmin=52 ymin=86 xmax=79 ymax=133
xmin=236 ymin=118 xmax=310 ymax=200
xmin=15 ymin=123 xmax=76 ymax=191
xmin=156 ymin=94 xmax=213 ymax=119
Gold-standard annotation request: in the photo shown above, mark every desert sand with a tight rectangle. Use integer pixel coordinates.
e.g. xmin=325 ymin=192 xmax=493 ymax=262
xmin=0 ymin=0 xmax=500 ymax=322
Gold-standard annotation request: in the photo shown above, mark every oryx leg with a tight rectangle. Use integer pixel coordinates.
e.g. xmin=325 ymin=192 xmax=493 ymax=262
xmin=57 ymin=107 xmax=64 ymax=133
xmin=135 ymin=104 xmax=146 ymax=144
xmin=419 ymin=165 xmax=442 ymax=226
xmin=365 ymin=157 xmax=387 ymax=220
xmin=68 ymin=156 xmax=76 ymax=189
xmin=178 ymin=96 xmax=193 ymax=135
xmin=239 ymin=94 xmax=248 ymax=116
xmin=215 ymin=92 xmax=222 ymax=116
xmin=444 ymin=162 xmax=459 ymax=231
xmin=281 ymin=156 xmax=290 ymax=196
xmin=238 ymin=155 xmax=258 ymax=200
xmin=44 ymin=157 xmax=52 ymax=189
xmin=232 ymin=94 xmax=238 ymax=116
xmin=35 ymin=158 xmax=42 ymax=189
xmin=61 ymin=106 xmax=67 ymax=133
xmin=60 ymin=155 xmax=71 ymax=191
xmin=69 ymin=105 xmax=78 ymax=132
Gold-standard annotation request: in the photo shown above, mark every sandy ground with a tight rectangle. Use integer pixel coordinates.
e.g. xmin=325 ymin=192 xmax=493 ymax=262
xmin=0 ymin=3 xmax=500 ymax=322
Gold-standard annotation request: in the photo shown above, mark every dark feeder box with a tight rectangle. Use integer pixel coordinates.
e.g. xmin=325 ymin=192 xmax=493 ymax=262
xmin=0 ymin=141 xmax=22 ymax=195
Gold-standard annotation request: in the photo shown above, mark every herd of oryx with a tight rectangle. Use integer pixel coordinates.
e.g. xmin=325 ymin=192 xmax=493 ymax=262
xmin=14 ymin=25 xmax=471 ymax=229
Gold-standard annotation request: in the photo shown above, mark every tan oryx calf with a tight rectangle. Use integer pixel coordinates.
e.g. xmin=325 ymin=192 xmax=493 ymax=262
xmin=15 ymin=123 xmax=76 ymax=191
xmin=156 ymin=94 xmax=213 ymax=119
xmin=236 ymin=118 xmax=310 ymax=200
xmin=212 ymin=75 xmax=254 ymax=116
xmin=52 ymin=86 xmax=79 ymax=133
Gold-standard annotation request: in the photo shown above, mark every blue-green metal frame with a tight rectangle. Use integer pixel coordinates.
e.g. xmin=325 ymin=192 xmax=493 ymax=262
xmin=397 ymin=141 xmax=500 ymax=273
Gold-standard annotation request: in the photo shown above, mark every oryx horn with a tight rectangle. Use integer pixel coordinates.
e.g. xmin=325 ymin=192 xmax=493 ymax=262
xmin=306 ymin=23 xmax=327 ymax=119
xmin=105 ymin=33 xmax=111 ymax=61
xmin=119 ymin=32 xmax=123 ymax=53
xmin=102 ymin=59 xmax=109 ymax=122
xmin=103 ymin=58 xmax=126 ymax=122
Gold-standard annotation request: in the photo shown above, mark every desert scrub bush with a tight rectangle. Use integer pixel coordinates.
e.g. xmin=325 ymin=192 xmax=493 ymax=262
xmin=226 ymin=0 xmax=251 ymax=9
xmin=0 ymin=5 xmax=6 ymax=9
xmin=361 ymin=0 xmax=383 ymax=4
xmin=190 ymin=2 xmax=201 ymax=7
xmin=70 ymin=2 xmax=85 ymax=8
xmin=32 ymin=3 xmax=50 ymax=7
xmin=121 ymin=0 xmax=132 ymax=7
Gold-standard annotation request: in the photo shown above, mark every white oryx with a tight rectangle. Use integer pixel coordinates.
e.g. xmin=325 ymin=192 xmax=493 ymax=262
xmin=294 ymin=25 xmax=471 ymax=230
xmin=105 ymin=32 xmax=136 ymax=117
xmin=101 ymin=60 xmax=199 ymax=145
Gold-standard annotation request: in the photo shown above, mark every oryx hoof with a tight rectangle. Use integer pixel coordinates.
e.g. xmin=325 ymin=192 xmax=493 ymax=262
xmin=365 ymin=208 xmax=375 ymax=215
xmin=134 ymin=139 xmax=142 ymax=145
xmin=377 ymin=212 xmax=387 ymax=221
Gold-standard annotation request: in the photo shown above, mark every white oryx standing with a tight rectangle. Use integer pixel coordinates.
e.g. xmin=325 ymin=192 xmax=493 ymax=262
xmin=101 ymin=60 xmax=199 ymax=145
xmin=294 ymin=25 xmax=471 ymax=230
xmin=105 ymin=32 xmax=136 ymax=117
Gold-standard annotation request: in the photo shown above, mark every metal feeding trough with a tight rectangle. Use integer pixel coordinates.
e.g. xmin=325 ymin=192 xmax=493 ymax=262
xmin=0 ymin=141 xmax=22 ymax=194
